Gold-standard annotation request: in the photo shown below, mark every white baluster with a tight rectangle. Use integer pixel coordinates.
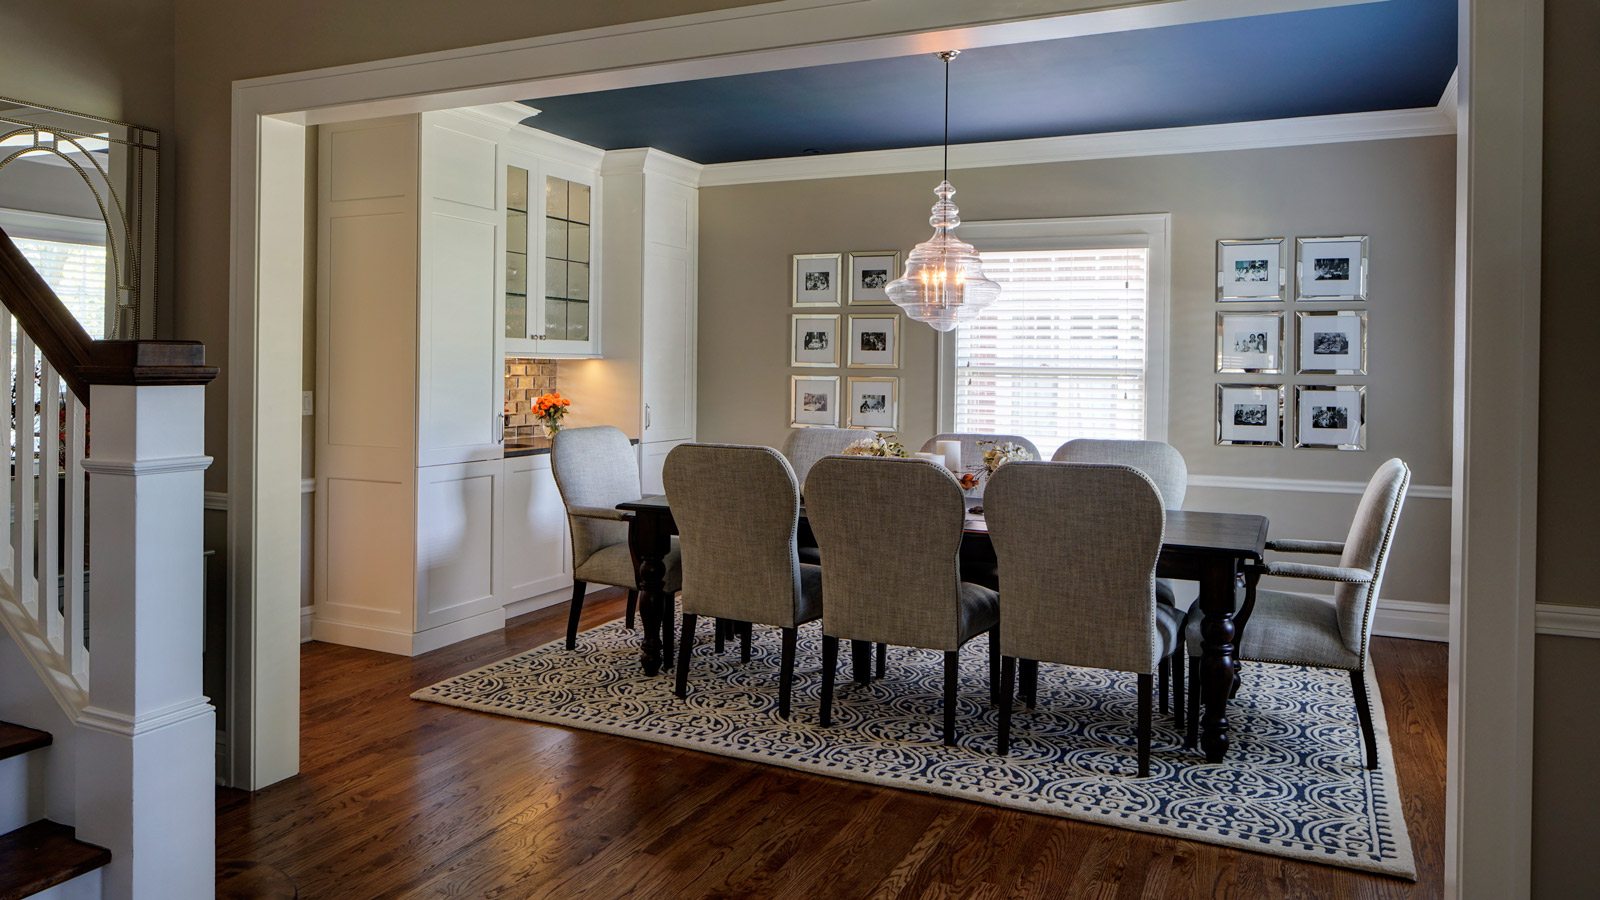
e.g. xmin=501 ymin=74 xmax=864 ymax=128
xmin=39 ymin=362 xmax=61 ymax=648
xmin=14 ymin=333 xmax=35 ymax=616
xmin=64 ymin=392 xmax=87 ymax=684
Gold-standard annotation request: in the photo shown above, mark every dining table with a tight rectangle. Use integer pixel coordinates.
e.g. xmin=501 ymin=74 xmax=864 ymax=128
xmin=615 ymin=495 xmax=1268 ymax=765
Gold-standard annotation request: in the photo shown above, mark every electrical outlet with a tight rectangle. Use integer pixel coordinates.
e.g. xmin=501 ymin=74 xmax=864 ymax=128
xmin=302 ymin=391 xmax=314 ymax=416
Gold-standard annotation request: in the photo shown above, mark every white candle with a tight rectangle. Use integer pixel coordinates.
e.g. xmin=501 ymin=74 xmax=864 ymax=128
xmin=936 ymin=440 xmax=962 ymax=472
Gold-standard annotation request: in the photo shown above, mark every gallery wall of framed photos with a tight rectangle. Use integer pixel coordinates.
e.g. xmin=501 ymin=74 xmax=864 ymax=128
xmin=787 ymin=250 xmax=904 ymax=431
xmin=1213 ymin=234 xmax=1370 ymax=450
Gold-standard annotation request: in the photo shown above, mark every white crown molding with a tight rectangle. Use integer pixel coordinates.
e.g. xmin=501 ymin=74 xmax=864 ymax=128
xmin=454 ymin=105 xmax=605 ymax=169
xmin=1437 ymin=68 xmax=1459 ymax=125
xmin=1188 ymin=473 xmax=1452 ymax=500
xmin=1534 ymin=604 xmax=1600 ymax=640
xmin=698 ymin=106 xmax=1455 ymax=187
xmin=601 ymin=147 xmax=704 ymax=187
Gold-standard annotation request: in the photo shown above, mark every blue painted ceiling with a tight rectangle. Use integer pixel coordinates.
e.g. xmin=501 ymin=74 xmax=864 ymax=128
xmin=517 ymin=0 xmax=1455 ymax=164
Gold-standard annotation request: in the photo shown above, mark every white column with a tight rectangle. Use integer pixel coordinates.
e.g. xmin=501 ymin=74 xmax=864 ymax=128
xmin=77 ymin=383 xmax=215 ymax=900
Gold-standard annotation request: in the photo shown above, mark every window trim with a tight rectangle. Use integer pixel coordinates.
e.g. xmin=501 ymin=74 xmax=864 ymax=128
xmin=0 ymin=207 xmax=115 ymax=340
xmin=935 ymin=213 xmax=1171 ymax=445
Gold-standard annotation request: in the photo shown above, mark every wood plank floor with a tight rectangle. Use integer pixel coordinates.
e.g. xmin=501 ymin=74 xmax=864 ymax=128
xmin=216 ymin=590 xmax=1446 ymax=898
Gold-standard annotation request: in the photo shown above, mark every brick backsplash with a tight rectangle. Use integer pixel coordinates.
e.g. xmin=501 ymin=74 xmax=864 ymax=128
xmin=504 ymin=357 xmax=559 ymax=428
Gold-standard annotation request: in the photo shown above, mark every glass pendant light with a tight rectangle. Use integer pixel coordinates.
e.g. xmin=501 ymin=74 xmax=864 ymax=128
xmin=885 ymin=50 xmax=1001 ymax=332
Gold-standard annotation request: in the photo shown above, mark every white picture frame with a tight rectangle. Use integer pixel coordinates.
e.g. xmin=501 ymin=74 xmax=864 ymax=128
xmin=848 ymin=251 xmax=899 ymax=305
xmin=1216 ymin=384 xmax=1285 ymax=446
xmin=1296 ymin=310 xmax=1368 ymax=375
xmin=790 ymin=375 xmax=841 ymax=427
xmin=846 ymin=376 xmax=899 ymax=430
xmin=1296 ymin=235 xmax=1369 ymax=302
xmin=1216 ymin=237 xmax=1287 ymax=301
xmin=793 ymin=253 xmax=842 ymax=306
xmin=1295 ymin=384 xmax=1367 ymax=450
xmin=791 ymin=314 xmax=840 ymax=368
xmin=1216 ymin=311 xmax=1284 ymax=374
xmin=847 ymin=314 xmax=900 ymax=368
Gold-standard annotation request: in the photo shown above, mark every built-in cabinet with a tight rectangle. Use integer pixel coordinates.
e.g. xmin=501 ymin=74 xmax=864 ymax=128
xmin=502 ymin=147 xmax=602 ymax=358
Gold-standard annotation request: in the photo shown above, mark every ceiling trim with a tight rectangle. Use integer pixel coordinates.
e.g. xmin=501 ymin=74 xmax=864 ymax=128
xmin=698 ymin=104 xmax=1455 ymax=187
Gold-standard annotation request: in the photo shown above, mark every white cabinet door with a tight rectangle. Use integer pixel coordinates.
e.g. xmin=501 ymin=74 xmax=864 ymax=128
xmin=639 ymin=439 xmax=688 ymax=496
xmin=641 ymin=242 xmax=695 ymax=443
xmin=416 ymin=460 xmax=502 ymax=631
xmin=499 ymin=453 xmax=572 ymax=603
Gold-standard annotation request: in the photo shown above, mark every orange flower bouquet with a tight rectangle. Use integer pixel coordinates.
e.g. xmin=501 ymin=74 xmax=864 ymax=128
xmin=531 ymin=390 xmax=571 ymax=437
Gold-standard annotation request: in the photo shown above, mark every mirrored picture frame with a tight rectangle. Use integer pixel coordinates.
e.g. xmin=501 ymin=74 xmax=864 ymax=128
xmin=791 ymin=375 xmax=841 ymax=428
xmin=793 ymin=253 xmax=842 ymax=306
xmin=1216 ymin=237 xmax=1287 ymax=301
xmin=791 ymin=313 xmax=841 ymax=368
xmin=1216 ymin=383 xmax=1285 ymax=446
xmin=847 ymin=314 xmax=900 ymax=368
xmin=1296 ymin=235 xmax=1369 ymax=302
xmin=1216 ymin=311 xmax=1285 ymax=374
xmin=846 ymin=376 xmax=899 ymax=431
xmin=1295 ymin=384 xmax=1367 ymax=450
xmin=1296 ymin=310 xmax=1368 ymax=375
xmin=848 ymin=251 xmax=900 ymax=305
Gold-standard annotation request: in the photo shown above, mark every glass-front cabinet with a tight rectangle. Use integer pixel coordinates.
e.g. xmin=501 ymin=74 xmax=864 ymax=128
xmin=503 ymin=151 xmax=599 ymax=357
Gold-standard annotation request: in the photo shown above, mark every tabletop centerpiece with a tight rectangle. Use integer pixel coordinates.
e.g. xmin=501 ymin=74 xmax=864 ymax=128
xmin=531 ymin=390 xmax=571 ymax=438
xmin=841 ymin=432 xmax=908 ymax=458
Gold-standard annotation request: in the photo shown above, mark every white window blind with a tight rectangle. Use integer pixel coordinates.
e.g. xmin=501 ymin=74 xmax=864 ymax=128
xmin=8 ymin=236 xmax=108 ymax=340
xmin=954 ymin=247 xmax=1150 ymax=453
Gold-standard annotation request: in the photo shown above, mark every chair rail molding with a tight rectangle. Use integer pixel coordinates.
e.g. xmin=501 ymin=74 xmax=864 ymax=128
xmin=1188 ymin=474 xmax=1452 ymax=500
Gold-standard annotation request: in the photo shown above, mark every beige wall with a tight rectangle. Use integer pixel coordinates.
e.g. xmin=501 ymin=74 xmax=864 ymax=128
xmin=699 ymin=137 xmax=1456 ymax=605
xmin=1531 ymin=0 xmax=1600 ymax=895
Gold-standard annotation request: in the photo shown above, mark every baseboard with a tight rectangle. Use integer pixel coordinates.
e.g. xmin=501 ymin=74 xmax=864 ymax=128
xmin=309 ymin=608 xmax=506 ymax=657
xmin=300 ymin=607 xmax=313 ymax=643
xmin=504 ymin=590 xmax=572 ymax=620
xmin=1372 ymin=599 xmax=1448 ymax=643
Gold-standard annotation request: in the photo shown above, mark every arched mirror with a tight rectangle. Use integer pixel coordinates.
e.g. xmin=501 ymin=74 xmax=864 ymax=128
xmin=0 ymin=96 xmax=161 ymax=340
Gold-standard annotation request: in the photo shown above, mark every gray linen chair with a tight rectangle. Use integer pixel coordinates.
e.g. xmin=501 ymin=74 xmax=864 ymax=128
xmin=550 ymin=426 xmax=682 ymax=652
xmin=1051 ymin=438 xmax=1190 ymax=716
xmin=780 ymin=426 xmax=869 ymax=566
xmin=664 ymin=443 xmax=823 ymax=719
xmin=920 ymin=432 xmax=1042 ymax=492
xmin=985 ymin=461 xmax=1183 ymax=776
xmin=806 ymin=456 xmax=999 ymax=745
xmin=1183 ymin=458 xmax=1411 ymax=769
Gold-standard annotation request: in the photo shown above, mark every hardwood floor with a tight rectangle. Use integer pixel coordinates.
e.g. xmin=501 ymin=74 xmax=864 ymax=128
xmin=216 ymin=590 xmax=1446 ymax=898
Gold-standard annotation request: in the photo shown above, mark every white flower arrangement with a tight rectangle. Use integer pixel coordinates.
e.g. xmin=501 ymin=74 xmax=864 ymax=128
xmin=979 ymin=440 xmax=1034 ymax=474
xmin=842 ymin=433 xmax=909 ymax=458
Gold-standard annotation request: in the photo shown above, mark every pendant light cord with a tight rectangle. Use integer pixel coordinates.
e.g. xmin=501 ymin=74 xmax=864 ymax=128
xmin=942 ymin=54 xmax=950 ymax=184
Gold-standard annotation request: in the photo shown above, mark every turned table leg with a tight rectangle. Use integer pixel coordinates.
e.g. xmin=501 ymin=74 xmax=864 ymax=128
xmin=628 ymin=511 xmax=671 ymax=677
xmin=1198 ymin=557 xmax=1241 ymax=763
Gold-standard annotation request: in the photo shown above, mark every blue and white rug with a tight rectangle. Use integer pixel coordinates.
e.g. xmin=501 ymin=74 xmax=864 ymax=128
xmin=413 ymin=615 xmax=1415 ymax=879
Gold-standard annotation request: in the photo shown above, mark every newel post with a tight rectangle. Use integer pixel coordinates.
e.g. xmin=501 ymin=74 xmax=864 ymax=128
xmin=75 ymin=343 xmax=219 ymax=900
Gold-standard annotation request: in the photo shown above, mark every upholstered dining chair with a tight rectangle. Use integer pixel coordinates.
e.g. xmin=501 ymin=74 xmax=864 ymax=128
xmin=780 ymin=426 xmax=869 ymax=566
xmin=550 ymin=426 xmax=682 ymax=653
xmin=985 ymin=461 xmax=1183 ymax=776
xmin=806 ymin=456 xmax=999 ymax=745
xmin=664 ymin=443 xmax=823 ymax=719
xmin=919 ymin=432 xmax=1042 ymax=494
xmin=1182 ymin=457 xmax=1411 ymax=769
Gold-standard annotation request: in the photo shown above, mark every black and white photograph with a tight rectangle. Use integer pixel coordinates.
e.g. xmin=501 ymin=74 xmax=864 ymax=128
xmin=793 ymin=253 xmax=842 ymax=306
xmin=791 ymin=313 xmax=841 ymax=367
xmin=1296 ymin=310 xmax=1367 ymax=374
xmin=1296 ymin=235 xmax=1368 ymax=301
xmin=1216 ymin=311 xmax=1284 ymax=373
xmin=1217 ymin=238 xmax=1286 ymax=301
xmin=848 ymin=314 xmax=900 ymax=368
xmin=791 ymin=375 xmax=841 ymax=427
xmin=849 ymin=251 xmax=900 ymax=304
xmin=847 ymin=376 xmax=899 ymax=430
xmin=1295 ymin=384 xmax=1366 ymax=449
xmin=1217 ymin=384 xmax=1284 ymax=446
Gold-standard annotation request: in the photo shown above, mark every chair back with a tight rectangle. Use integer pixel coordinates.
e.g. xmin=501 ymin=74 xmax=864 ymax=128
xmin=986 ymin=461 xmax=1166 ymax=674
xmin=664 ymin=443 xmax=807 ymax=626
xmin=920 ymin=433 xmax=1041 ymax=495
xmin=1337 ymin=458 xmax=1411 ymax=660
xmin=1050 ymin=439 xmax=1189 ymax=509
xmin=806 ymin=456 xmax=968 ymax=648
xmin=780 ymin=426 xmax=868 ymax=490
xmin=550 ymin=426 xmax=640 ymax=568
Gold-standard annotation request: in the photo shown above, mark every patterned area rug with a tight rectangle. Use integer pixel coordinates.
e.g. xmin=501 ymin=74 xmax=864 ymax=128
xmin=413 ymin=615 xmax=1415 ymax=879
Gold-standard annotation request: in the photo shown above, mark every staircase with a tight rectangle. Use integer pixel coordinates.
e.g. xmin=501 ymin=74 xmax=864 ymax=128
xmin=0 ymin=226 xmax=218 ymax=899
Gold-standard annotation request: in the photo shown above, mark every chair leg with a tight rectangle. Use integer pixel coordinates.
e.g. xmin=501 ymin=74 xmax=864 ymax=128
xmin=1186 ymin=658 xmax=1201 ymax=750
xmin=1173 ymin=650 xmax=1186 ymax=730
xmin=674 ymin=613 xmax=697 ymax=699
xmin=988 ymin=629 xmax=1001 ymax=706
xmin=875 ymin=642 xmax=886 ymax=679
xmin=1350 ymin=668 xmax=1379 ymax=770
xmin=943 ymin=649 xmax=960 ymax=747
xmin=852 ymin=640 xmax=871 ymax=686
xmin=714 ymin=618 xmax=726 ymax=654
xmin=998 ymin=656 xmax=1016 ymax=755
xmin=1137 ymin=672 xmax=1153 ymax=778
xmin=625 ymin=590 xmax=638 ymax=630
xmin=660 ymin=605 xmax=674 ymax=671
xmin=820 ymin=636 xmax=839 ymax=727
xmin=778 ymin=627 xmax=798 ymax=720
xmin=1158 ymin=656 xmax=1170 ymax=715
xmin=740 ymin=621 xmax=753 ymax=664
xmin=1021 ymin=659 xmax=1038 ymax=709
xmin=565 ymin=581 xmax=587 ymax=650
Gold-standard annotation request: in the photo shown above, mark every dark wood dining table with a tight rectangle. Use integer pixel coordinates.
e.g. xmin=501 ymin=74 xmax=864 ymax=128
xmin=616 ymin=495 xmax=1268 ymax=764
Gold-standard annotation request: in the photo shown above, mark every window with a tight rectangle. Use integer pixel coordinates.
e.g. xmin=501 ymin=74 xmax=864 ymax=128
xmin=0 ymin=210 xmax=110 ymax=339
xmin=941 ymin=215 xmax=1169 ymax=455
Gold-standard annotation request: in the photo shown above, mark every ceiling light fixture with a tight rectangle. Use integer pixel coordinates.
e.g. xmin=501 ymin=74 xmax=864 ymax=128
xmin=884 ymin=50 xmax=1000 ymax=332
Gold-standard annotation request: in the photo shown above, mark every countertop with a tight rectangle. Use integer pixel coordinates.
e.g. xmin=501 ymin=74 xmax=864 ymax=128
xmin=501 ymin=431 xmax=638 ymax=459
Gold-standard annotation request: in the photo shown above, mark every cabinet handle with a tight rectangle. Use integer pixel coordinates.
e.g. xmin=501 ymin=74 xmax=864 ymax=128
xmin=495 ymin=411 xmax=504 ymax=444
xmin=645 ymin=403 xmax=652 ymax=430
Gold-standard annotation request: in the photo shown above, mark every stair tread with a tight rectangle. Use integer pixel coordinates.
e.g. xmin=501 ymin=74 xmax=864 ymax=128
xmin=0 ymin=722 xmax=51 ymax=762
xmin=0 ymin=820 xmax=111 ymax=900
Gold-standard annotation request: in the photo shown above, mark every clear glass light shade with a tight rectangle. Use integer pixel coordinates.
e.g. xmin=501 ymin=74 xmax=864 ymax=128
xmin=885 ymin=181 xmax=1001 ymax=332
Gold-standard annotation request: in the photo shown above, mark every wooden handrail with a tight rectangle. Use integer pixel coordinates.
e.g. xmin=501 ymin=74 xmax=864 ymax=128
xmin=0 ymin=225 xmax=217 ymax=401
